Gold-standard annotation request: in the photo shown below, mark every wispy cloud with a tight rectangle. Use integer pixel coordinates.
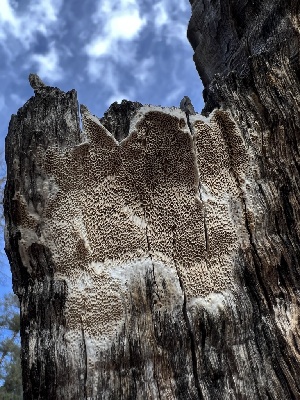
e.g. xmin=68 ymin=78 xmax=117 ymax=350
xmin=0 ymin=0 xmax=201 ymax=128
xmin=163 ymin=87 xmax=184 ymax=106
xmin=0 ymin=0 xmax=63 ymax=48
xmin=84 ymin=0 xmax=147 ymax=102
xmin=0 ymin=0 xmax=18 ymax=28
xmin=30 ymin=44 xmax=63 ymax=82
xmin=0 ymin=0 xmax=64 ymax=83
xmin=152 ymin=0 xmax=189 ymax=44
xmin=153 ymin=2 xmax=169 ymax=28
xmin=86 ymin=59 xmax=134 ymax=107
xmin=106 ymin=10 xmax=146 ymax=40
xmin=133 ymin=57 xmax=155 ymax=84
xmin=85 ymin=1 xmax=146 ymax=61
xmin=84 ymin=0 xmax=192 ymax=99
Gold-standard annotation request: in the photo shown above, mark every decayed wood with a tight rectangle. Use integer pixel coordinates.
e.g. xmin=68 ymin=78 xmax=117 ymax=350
xmin=4 ymin=1 xmax=300 ymax=398
xmin=187 ymin=0 xmax=300 ymax=398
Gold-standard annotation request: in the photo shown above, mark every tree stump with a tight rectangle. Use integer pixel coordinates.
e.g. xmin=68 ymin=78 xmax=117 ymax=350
xmin=4 ymin=1 xmax=300 ymax=398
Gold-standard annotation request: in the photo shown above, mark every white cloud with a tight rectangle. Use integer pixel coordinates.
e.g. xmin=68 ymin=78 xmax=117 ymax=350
xmin=30 ymin=44 xmax=63 ymax=82
xmin=164 ymin=22 xmax=187 ymax=44
xmin=83 ymin=0 xmax=195 ymax=107
xmin=93 ymin=0 xmax=139 ymax=21
xmin=84 ymin=0 xmax=146 ymax=100
xmin=107 ymin=91 xmax=134 ymax=106
xmin=107 ymin=11 xmax=145 ymax=40
xmin=133 ymin=57 xmax=155 ymax=83
xmin=86 ymin=59 xmax=134 ymax=107
xmin=86 ymin=38 xmax=111 ymax=59
xmin=86 ymin=59 xmax=105 ymax=83
xmin=29 ymin=0 xmax=59 ymax=23
xmin=153 ymin=2 xmax=168 ymax=28
xmin=177 ymin=0 xmax=189 ymax=12
xmin=86 ymin=59 xmax=119 ymax=92
xmin=0 ymin=0 xmax=19 ymax=28
xmin=85 ymin=2 xmax=146 ymax=61
xmin=84 ymin=0 xmax=191 ymax=76
xmin=0 ymin=0 xmax=63 ymax=49
xmin=152 ymin=0 xmax=188 ymax=44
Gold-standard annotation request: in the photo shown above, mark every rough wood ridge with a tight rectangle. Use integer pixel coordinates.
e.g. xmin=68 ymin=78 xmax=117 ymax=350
xmin=4 ymin=0 xmax=300 ymax=398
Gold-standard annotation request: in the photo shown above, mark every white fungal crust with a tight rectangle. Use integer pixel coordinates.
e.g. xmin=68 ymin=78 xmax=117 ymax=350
xmin=16 ymin=105 xmax=251 ymax=344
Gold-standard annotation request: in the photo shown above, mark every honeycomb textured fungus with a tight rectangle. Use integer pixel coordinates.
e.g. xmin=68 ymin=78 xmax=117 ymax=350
xmin=15 ymin=102 xmax=250 ymax=346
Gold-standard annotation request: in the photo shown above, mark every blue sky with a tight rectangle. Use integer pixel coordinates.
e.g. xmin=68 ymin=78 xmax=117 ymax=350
xmin=0 ymin=0 xmax=204 ymax=294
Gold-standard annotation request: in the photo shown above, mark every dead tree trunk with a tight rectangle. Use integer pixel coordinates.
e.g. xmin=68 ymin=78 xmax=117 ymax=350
xmin=4 ymin=1 xmax=300 ymax=399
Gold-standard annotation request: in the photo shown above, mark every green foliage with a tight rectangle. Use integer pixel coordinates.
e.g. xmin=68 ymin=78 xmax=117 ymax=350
xmin=0 ymin=293 xmax=22 ymax=399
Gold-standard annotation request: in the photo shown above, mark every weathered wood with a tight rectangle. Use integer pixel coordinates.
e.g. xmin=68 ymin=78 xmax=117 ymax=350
xmin=187 ymin=0 xmax=300 ymax=398
xmin=4 ymin=1 xmax=300 ymax=398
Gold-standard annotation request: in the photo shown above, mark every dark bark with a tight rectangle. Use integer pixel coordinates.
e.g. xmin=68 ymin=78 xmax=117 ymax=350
xmin=4 ymin=1 xmax=300 ymax=398
xmin=100 ymin=100 xmax=143 ymax=142
xmin=187 ymin=0 xmax=300 ymax=398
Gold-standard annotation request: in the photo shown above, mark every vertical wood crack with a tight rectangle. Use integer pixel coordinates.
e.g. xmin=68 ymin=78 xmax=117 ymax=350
xmin=172 ymin=226 xmax=203 ymax=400
xmin=239 ymin=189 xmax=272 ymax=309
xmin=80 ymin=316 xmax=88 ymax=400
xmin=229 ymin=167 xmax=272 ymax=311
xmin=186 ymin=113 xmax=194 ymax=136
